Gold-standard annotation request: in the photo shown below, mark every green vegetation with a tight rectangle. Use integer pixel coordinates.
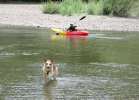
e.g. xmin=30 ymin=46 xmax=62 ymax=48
xmin=0 ymin=0 xmax=41 ymax=2
xmin=42 ymin=0 xmax=86 ymax=15
xmin=87 ymin=0 xmax=104 ymax=15
xmin=109 ymin=0 xmax=134 ymax=17
xmin=129 ymin=0 xmax=139 ymax=17
xmin=59 ymin=0 xmax=85 ymax=16
xmin=41 ymin=2 xmax=59 ymax=14
xmin=41 ymin=0 xmax=139 ymax=17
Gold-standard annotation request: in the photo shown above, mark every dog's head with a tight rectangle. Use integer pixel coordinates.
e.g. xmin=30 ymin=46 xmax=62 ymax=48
xmin=43 ymin=58 xmax=54 ymax=68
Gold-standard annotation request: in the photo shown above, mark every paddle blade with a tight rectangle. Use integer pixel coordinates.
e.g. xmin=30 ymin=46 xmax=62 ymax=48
xmin=79 ymin=16 xmax=86 ymax=20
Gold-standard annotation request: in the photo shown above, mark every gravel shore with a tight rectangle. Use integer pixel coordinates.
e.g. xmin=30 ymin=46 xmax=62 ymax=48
xmin=0 ymin=4 xmax=139 ymax=32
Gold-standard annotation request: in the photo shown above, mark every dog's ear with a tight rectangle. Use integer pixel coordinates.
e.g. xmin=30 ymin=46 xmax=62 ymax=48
xmin=51 ymin=59 xmax=54 ymax=63
xmin=42 ymin=57 xmax=47 ymax=62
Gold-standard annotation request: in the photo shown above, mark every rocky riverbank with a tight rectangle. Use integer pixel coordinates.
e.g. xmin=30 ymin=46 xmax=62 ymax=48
xmin=0 ymin=4 xmax=139 ymax=32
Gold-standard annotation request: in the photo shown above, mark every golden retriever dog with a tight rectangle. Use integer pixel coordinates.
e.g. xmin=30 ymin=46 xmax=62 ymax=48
xmin=42 ymin=58 xmax=58 ymax=82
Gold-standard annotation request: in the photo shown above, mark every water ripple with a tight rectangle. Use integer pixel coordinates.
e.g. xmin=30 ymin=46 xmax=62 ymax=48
xmin=89 ymin=62 xmax=131 ymax=68
xmin=0 ymin=52 xmax=15 ymax=56
xmin=96 ymin=36 xmax=124 ymax=40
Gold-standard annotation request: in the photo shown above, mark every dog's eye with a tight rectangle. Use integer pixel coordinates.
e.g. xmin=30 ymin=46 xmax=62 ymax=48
xmin=49 ymin=63 xmax=52 ymax=65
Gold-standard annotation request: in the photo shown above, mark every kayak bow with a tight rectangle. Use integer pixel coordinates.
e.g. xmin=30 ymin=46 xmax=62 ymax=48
xmin=51 ymin=28 xmax=66 ymax=35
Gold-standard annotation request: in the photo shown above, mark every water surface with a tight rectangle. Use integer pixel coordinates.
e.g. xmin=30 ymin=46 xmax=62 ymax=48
xmin=0 ymin=26 xmax=139 ymax=100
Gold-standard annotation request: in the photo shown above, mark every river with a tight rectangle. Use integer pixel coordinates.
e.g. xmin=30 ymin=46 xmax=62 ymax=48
xmin=0 ymin=26 xmax=139 ymax=100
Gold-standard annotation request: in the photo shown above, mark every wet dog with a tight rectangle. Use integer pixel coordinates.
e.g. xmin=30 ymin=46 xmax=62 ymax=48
xmin=42 ymin=58 xmax=58 ymax=82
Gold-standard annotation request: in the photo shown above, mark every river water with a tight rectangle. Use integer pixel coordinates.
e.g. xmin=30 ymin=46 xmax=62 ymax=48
xmin=0 ymin=26 xmax=139 ymax=100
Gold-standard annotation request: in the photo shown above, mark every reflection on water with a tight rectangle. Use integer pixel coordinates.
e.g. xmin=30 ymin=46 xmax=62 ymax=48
xmin=0 ymin=26 xmax=139 ymax=100
xmin=43 ymin=80 xmax=57 ymax=100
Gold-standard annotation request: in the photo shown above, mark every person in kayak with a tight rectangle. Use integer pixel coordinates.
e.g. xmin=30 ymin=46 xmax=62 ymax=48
xmin=56 ymin=24 xmax=77 ymax=35
xmin=67 ymin=24 xmax=77 ymax=31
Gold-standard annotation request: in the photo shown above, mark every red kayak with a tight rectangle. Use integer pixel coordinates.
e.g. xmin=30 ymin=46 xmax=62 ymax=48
xmin=51 ymin=28 xmax=89 ymax=36
xmin=66 ymin=30 xmax=89 ymax=36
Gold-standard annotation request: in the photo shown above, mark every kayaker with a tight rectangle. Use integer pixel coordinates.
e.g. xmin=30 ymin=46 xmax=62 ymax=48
xmin=67 ymin=24 xmax=77 ymax=32
xmin=56 ymin=33 xmax=60 ymax=35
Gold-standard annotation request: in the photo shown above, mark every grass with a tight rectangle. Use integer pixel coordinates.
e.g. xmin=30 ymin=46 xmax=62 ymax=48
xmin=41 ymin=0 xmax=86 ymax=16
xmin=129 ymin=0 xmax=139 ymax=17
xmin=59 ymin=0 xmax=85 ymax=16
xmin=87 ymin=0 xmax=104 ymax=15
xmin=41 ymin=1 xmax=59 ymax=14
xmin=103 ymin=0 xmax=113 ymax=15
xmin=111 ymin=0 xmax=135 ymax=17
xmin=41 ymin=0 xmax=139 ymax=17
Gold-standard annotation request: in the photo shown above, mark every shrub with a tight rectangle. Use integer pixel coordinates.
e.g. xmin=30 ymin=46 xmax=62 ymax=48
xmin=112 ymin=0 xmax=135 ymax=17
xmin=41 ymin=0 xmax=138 ymax=17
xmin=87 ymin=0 xmax=104 ymax=15
xmin=103 ymin=0 xmax=113 ymax=15
xmin=103 ymin=0 xmax=136 ymax=17
xmin=59 ymin=0 xmax=85 ymax=16
xmin=128 ymin=0 xmax=139 ymax=17
xmin=41 ymin=1 xmax=59 ymax=14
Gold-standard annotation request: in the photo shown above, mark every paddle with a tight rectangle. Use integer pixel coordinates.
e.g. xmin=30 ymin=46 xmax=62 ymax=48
xmin=73 ymin=16 xmax=86 ymax=26
xmin=79 ymin=16 xmax=86 ymax=21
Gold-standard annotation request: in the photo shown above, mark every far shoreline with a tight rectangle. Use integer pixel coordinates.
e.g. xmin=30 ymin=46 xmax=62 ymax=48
xmin=1 ymin=23 xmax=139 ymax=33
xmin=0 ymin=4 xmax=139 ymax=32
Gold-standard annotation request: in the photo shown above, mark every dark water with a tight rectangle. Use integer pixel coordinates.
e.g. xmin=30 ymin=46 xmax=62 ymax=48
xmin=0 ymin=26 xmax=139 ymax=100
